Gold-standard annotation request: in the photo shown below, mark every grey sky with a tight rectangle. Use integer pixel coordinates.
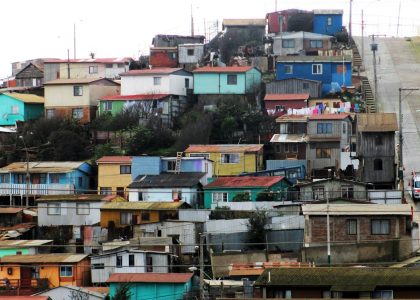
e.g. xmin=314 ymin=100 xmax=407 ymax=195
xmin=0 ymin=0 xmax=418 ymax=79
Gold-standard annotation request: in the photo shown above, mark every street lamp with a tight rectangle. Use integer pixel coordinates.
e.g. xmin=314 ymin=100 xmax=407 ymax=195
xmin=18 ymin=136 xmax=30 ymax=207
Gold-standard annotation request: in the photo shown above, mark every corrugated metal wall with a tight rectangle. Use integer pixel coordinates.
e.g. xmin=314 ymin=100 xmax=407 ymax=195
xmin=266 ymin=78 xmax=322 ymax=98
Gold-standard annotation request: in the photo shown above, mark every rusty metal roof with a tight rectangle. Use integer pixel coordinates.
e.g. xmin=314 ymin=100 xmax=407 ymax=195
xmin=0 ymin=161 xmax=88 ymax=173
xmin=270 ymin=134 xmax=307 ymax=143
xmin=0 ymin=240 xmax=52 ymax=247
xmin=36 ymin=194 xmax=125 ymax=202
xmin=357 ymin=113 xmax=398 ymax=132
xmin=101 ymin=201 xmax=188 ymax=211
xmin=120 ymin=68 xmax=184 ymax=76
xmin=222 ymin=19 xmax=266 ymax=27
xmin=44 ymin=78 xmax=119 ymax=85
xmin=1 ymin=253 xmax=88 ymax=264
xmin=0 ymin=208 xmax=23 ymax=214
xmin=3 ymin=93 xmax=44 ymax=104
xmin=96 ymin=156 xmax=132 ymax=164
xmin=205 ymin=176 xmax=287 ymax=188
xmin=107 ymin=273 xmax=192 ymax=283
xmin=185 ymin=144 xmax=263 ymax=153
xmin=264 ymin=93 xmax=310 ymax=101
xmin=229 ymin=268 xmax=265 ymax=277
xmin=275 ymin=115 xmax=308 ymax=123
xmin=309 ymin=113 xmax=351 ymax=121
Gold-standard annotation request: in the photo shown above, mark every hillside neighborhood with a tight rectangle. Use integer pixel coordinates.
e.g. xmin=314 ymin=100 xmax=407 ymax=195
xmin=1 ymin=5 xmax=420 ymax=300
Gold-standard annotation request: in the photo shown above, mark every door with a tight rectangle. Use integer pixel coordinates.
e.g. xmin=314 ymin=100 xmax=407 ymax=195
xmin=20 ymin=267 xmax=32 ymax=288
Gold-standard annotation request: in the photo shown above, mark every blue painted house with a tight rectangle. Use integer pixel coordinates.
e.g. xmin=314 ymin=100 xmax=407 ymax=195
xmin=0 ymin=161 xmax=92 ymax=197
xmin=193 ymin=66 xmax=261 ymax=95
xmin=313 ymin=9 xmax=343 ymax=36
xmin=276 ymin=56 xmax=352 ymax=95
xmin=0 ymin=93 xmax=44 ymax=126
xmin=107 ymin=273 xmax=194 ymax=300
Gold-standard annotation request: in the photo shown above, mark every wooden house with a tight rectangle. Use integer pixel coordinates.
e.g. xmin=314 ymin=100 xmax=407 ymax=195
xmin=356 ymin=113 xmax=397 ymax=189
xmin=264 ymin=93 xmax=309 ymax=116
xmin=266 ymin=78 xmax=322 ymax=99
xmin=15 ymin=62 xmax=44 ymax=88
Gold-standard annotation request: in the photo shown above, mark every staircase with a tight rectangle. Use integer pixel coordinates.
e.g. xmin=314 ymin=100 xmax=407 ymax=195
xmin=349 ymin=37 xmax=363 ymax=70
xmin=361 ymin=77 xmax=376 ymax=113
xmin=175 ymin=152 xmax=183 ymax=174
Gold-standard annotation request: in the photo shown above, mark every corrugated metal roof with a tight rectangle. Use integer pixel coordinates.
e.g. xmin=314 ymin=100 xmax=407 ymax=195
xmin=1 ymin=253 xmax=88 ymax=264
xmin=229 ymin=268 xmax=264 ymax=276
xmin=107 ymin=273 xmax=192 ymax=283
xmin=193 ymin=66 xmax=255 ymax=73
xmin=36 ymin=194 xmax=125 ymax=202
xmin=128 ymin=172 xmax=205 ymax=189
xmin=0 ymin=208 xmax=23 ymax=214
xmin=264 ymin=93 xmax=310 ymax=101
xmin=100 ymin=94 xmax=170 ymax=101
xmin=205 ymin=176 xmax=286 ymax=188
xmin=101 ymin=201 xmax=188 ymax=211
xmin=0 ymin=240 xmax=52 ymax=247
xmin=274 ymin=31 xmax=334 ymax=40
xmin=3 ymin=93 xmax=44 ymax=104
xmin=185 ymin=144 xmax=263 ymax=153
xmin=120 ymin=68 xmax=184 ymax=76
xmin=44 ymin=78 xmax=119 ymax=85
xmin=0 ymin=297 xmax=50 ymax=300
xmin=357 ymin=113 xmax=398 ymax=132
xmin=276 ymin=55 xmax=352 ymax=63
xmin=97 ymin=156 xmax=132 ymax=163
xmin=302 ymin=203 xmax=411 ymax=216
xmin=222 ymin=19 xmax=266 ymax=27
xmin=44 ymin=57 xmax=133 ymax=63
xmin=275 ymin=115 xmax=308 ymax=123
xmin=270 ymin=134 xmax=307 ymax=143
xmin=0 ymin=161 xmax=87 ymax=174
xmin=309 ymin=113 xmax=351 ymax=120
xmin=296 ymin=178 xmax=368 ymax=187
xmin=313 ymin=9 xmax=344 ymax=15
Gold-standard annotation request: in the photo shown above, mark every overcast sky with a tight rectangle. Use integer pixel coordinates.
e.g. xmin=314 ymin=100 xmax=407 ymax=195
xmin=0 ymin=0 xmax=418 ymax=78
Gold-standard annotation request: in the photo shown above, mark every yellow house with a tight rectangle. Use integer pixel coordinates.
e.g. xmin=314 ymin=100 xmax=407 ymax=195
xmin=308 ymin=98 xmax=342 ymax=109
xmin=97 ymin=156 xmax=132 ymax=198
xmin=184 ymin=144 xmax=264 ymax=176
xmin=0 ymin=253 xmax=90 ymax=289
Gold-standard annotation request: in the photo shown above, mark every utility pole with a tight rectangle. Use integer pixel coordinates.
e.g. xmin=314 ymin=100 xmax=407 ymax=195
xmin=326 ymin=169 xmax=331 ymax=266
xmin=199 ymin=234 xmax=205 ymax=300
xmin=74 ymin=23 xmax=76 ymax=59
xmin=398 ymin=88 xmax=419 ymax=198
xmin=349 ymin=0 xmax=353 ymax=39
xmin=371 ymin=35 xmax=378 ymax=103
xmin=67 ymin=49 xmax=71 ymax=79
xmin=396 ymin=0 xmax=401 ymax=37
xmin=191 ymin=4 xmax=194 ymax=36
xmin=361 ymin=10 xmax=364 ymax=68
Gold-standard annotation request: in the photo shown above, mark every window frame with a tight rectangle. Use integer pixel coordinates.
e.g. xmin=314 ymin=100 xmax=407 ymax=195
xmin=317 ymin=123 xmax=332 ymax=134
xmin=316 ymin=148 xmax=331 ymax=159
xmin=374 ymin=158 xmax=383 ymax=171
xmin=73 ymin=85 xmax=83 ymax=96
xmin=76 ymin=203 xmax=90 ymax=215
xmin=189 ymin=153 xmax=210 ymax=159
xmin=282 ymin=39 xmax=295 ymax=48
xmin=47 ymin=203 xmax=61 ymax=215
xmin=104 ymin=101 xmax=113 ymax=111
xmin=59 ymin=265 xmax=73 ymax=277
xmin=46 ymin=109 xmax=56 ymax=119
xmin=341 ymin=186 xmax=354 ymax=199
xmin=347 ymin=219 xmax=357 ymax=235
xmin=120 ymin=212 xmax=133 ymax=225
xmin=153 ymin=77 xmax=162 ymax=86
xmin=227 ymin=74 xmax=237 ymax=85
xmin=120 ymin=165 xmax=131 ymax=174
xmin=72 ymin=108 xmax=83 ymax=119
xmin=187 ymin=49 xmax=194 ymax=56
xmin=309 ymin=40 xmax=323 ymax=49
xmin=220 ymin=153 xmax=240 ymax=164
xmin=327 ymin=17 xmax=333 ymax=26
xmin=312 ymin=64 xmax=323 ymax=75
xmin=100 ymin=187 xmax=112 ymax=195
xmin=312 ymin=187 xmax=325 ymax=200
xmin=89 ymin=65 xmax=98 ymax=74
xmin=284 ymin=65 xmax=293 ymax=74
xmin=212 ymin=192 xmax=228 ymax=203
xmin=129 ymin=254 xmax=135 ymax=267
xmin=116 ymin=255 xmax=123 ymax=268
xmin=371 ymin=219 xmax=391 ymax=235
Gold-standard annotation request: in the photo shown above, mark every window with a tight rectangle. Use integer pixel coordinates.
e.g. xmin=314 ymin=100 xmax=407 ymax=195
xmin=47 ymin=203 xmax=61 ymax=215
xmin=212 ymin=192 xmax=228 ymax=203
xmin=14 ymin=174 xmax=25 ymax=184
xmin=343 ymin=123 xmax=346 ymax=134
xmin=185 ymin=78 xmax=190 ymax=88
xmin=0 ymin=174 xmax=9 ymax=183
xmin=50 ymin=174 xmax=60 ymax=184
xmin=104 ymin=101 xmax=113 ymax=111
xmin=121 ymin=212 xmax=133 ymax=225
xmin=120 ymin=165 xmax=131 ymax=174
xmin=116 ymin=256 xmax=123 ymax=268
xmin=105 ymin=63 xmax=113 ymax=68
xmin=187 ymin=49 xmax=194 ymax=56
xmin=316 ymin=148 xmax=331 ymax=158
xmin=73 ymin=85 xmax=83 ymax=96
xmin=100 ymin=187 xmax=112 ymax=195
xmin=284 ymin=65 xmax=293 ymax=74
xmin=92 ymin=263 xmax=104 ymax=269
xmin=282 ymin=39 xmax=295 ymax=48
xmin=12 ymin=105 xmax=19 ymax=114
xmin=284 ymin=143 xmax=298 ymax=153
xmin=221 ymin=153 xmax=240 ymax=164
xmin=72 ymin=108 xmax=83 ymax=119
xmin=172 ymin=190 xmax=182 ymax=200
xmin=60 ymin=266 xmax=73 ymax=277
xmin=312 ymin=64 xmax=323 ymax=74
xmin=274 ymin=290 xmax=292 ymax=298
xmin=341 ymin=186 xmax=354 ymax=199
xmin=116 ymin=187 xmax=124 ymax=197
xmin=76 ymin=203 xmax=90 ymax=215
xmin=31 ymin=267 xmax=40 ymax=279
xmin=89 ymin=65 xmax=98 ymax=74
xmin=78 ymin=177 xmax=83 ymax=187
xmin=227 ymin=74 xmax=237 ymax=85
xmin=347 ymin=219 xmax=357 ymax=235
xmin=374 ymin=158 xmax=383 ymax=171
xmin=117 ymin=63 xmax=125 ymax=68
xmin=312 ymin=187 xmax=324 ymax=200
xmin=327 ymin=17 xmax=333 ymax=26
xmin=166 ymin=161 xmax=176 ymax=172
xmin=280 ymin=123 xmax=288 ymax=134
xmin=275 ymin=105 xmax=285 ymax=112
xmin=142 ymin=212 xmax=150 ymax=221
xmin=138 ymin=192 xmax=144 ymax=201
xmin=153 ymin=77 xmax=161 ymax=85
xmin=372 ymin=219 xmax=390 ymax=235
xmin=373 ymin=290 xmax=393 ymax=299
xmin=146 ymin=256 xmax=153 ymax=272
xmin=46 ymin=109 xmax=55 ymax=119
xmin=189 ymin=153 xmax=210 ymax=159
xmin=375 ymin=135 xmax=383 ymax=146
xmin=317 ymin=123 xmax=332 ymax=134
xmin=128 ymin=254 xmax=135 ymax=267
xmin=310 ymin=40 xmax=323 ymax=48
xmin=302 ymin=82 xmax=309 ymax=89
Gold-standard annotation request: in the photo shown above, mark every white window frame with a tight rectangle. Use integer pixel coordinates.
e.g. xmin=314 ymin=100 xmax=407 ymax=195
xmin=220 ymin=153 xmax=240 ymax=164
xmin=347 ymin=219 xmax=357 ymax=235
xmin=104 ymin=101 xmax=113 ymax=111
xmin=59 ymin=265 xmax=73 ymax=277
xmin=153 ymin=77 xmax=162 ymax=85
xmin=312 ymin=64 xmax=323 ymax=75
xmin=120 ymin=165 xmax=131 ymax=174
xmin=189 ymin=153 xmax=210 ymax=159
xmin=47 ymin=203 xmax=61 ymax=215
xmin=327 ymin=17 xmax=333 ymax=26
xmin=212 ymin=192 xmax=228 ymax=203
xmin=284 ymin=65 xmax=293 ymax=74
xmin=309 ymin=40 xmax=323 ymax=48
xmin=121 ymin=212 xmax=133 ymax=225
xmin=89 ymin=65 xmax=98 ymax=74
xmin=11 ymin=105 xmax=19 ymax=114
xmin=76 ymin=203 xmax=90 ymax=215
xmin=73 ymin=85 xmax=83 ymax=96
xmin=46 ymin=109 xmax=55 ymax=119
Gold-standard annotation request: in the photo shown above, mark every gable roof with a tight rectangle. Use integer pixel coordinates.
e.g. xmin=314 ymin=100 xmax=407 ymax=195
xmin=107 ymin=273 xmax=192 ymax=283
xmin=264 ymin=93 xmax=310 ymax=101
xmin=275 ymin=114 xmax=308 ymax=123
xmin=36 ymin=194 xmax=125 ymax=202
xmin=120 ymin=68 xmax=190 ymax=76
xmin=2 ymin=92 xmax=44 ymax=104
xmin=128 ymin=172 xmax=205 ymax=189
xmin=97 ymin=156 xmax=132 ymax=164
xmin=14 ymin=62 xmax=44 ymax=77
xmin=255 ymin=267 xmax=420 ymax=288
xmin=0 ymin=161 xmax=89 ymax=174
xmin=193 ymin=66 xmax=256 ymax=73
xmin=101 ymin=201 xmax=189 ymax=211
xmin=99 ymin=94 xmax=170 ymax=101
xmin=222 ymin=19 xmax=266 ymax=27
xmin=44 ymin=78 xmax=119 ymax=85
xmin=357 ymin=113 xmax=398 ymax=132
xmin=308 ymin=113 xmax=351 ymax=121
xmin=302 ymin=203 xmax=411 ymax=216
xmin=1 ymin=253 xmax=88 ymax=264
xmin=205 ymin=176 xmax=287 ymax=188
xmin=185 ymin=144 xmax=263 ymax=153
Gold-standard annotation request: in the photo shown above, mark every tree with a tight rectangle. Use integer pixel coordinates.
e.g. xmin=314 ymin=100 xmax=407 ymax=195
xmin=46 ymin=130 xmax=90 ymax=161
xmin=112 ymin=283 xmax=131 ymax=300
xmin=232 ymin=192 xmax=251 ymax=202
xmin=247 ymin=210 xmax=269 ymax=250
xmin=256 ymin=190 xmax=276 ymax=201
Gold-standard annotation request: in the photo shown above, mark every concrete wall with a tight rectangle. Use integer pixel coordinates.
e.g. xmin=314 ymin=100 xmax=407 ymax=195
xmin=178 ymin=44 xmax=204 ymax=64
xmin=121 ymin=74 xmax=192 ymax=96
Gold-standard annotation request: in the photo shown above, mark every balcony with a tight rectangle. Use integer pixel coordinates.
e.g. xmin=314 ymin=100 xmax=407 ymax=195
xmin=0 ymin=278 xmax=49 ymax=296
xmin=0 ymin=183 xmax=75 ymax=196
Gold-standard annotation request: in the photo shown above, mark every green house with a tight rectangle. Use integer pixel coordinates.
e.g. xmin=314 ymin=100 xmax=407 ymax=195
xmin=203 ymin=176 xmax=291 ymax=209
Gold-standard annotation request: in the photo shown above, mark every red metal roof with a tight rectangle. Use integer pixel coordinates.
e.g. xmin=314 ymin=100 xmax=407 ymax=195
xmin=99 ymin=94 xmax=169 ymax=101
xmin=120 ymin=68 xmax=183 ymax=76
xmin=107 ymin=273 xmax=193 ymax=283
xmin=264 ymin=93 xmax=310 ymax=101
xmin=309 ymin=113 xmax=351 ymax=120
xmin=193 ymin=66 xmax=254 ymax=73
xmin=97 ymin=156 xmax=132 ymax=163
xmin=185 ymin=144 xmax=263 ymax=153
xmin=205 ymin=176 xmax=286 ymax=188
xmin=44 ymin=57 xmax=133 ymax=63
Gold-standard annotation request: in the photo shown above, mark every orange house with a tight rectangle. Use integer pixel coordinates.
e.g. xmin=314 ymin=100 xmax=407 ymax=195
xmin=0 ymin=253 xmax=90 ymax=289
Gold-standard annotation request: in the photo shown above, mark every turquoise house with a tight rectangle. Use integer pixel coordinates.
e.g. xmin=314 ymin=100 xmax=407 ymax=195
xmin=108 ymin=273 xmax=194 ymax=300
xmin=0 ymin=240 xmax=52 ymax=258
xmin=203 ymin=176 xmax=291 ymax=209
xmin=0 ymin=93 xmax=44 ymax=126
xmin=193 ymin=66 xmax=261 ymax=95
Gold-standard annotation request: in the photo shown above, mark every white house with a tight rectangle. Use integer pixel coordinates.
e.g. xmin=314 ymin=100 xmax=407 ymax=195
xmin=119 ymin=68 xmax=193 ymax=96
xmin=91 ymin=249 xmax=171 ymax=283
